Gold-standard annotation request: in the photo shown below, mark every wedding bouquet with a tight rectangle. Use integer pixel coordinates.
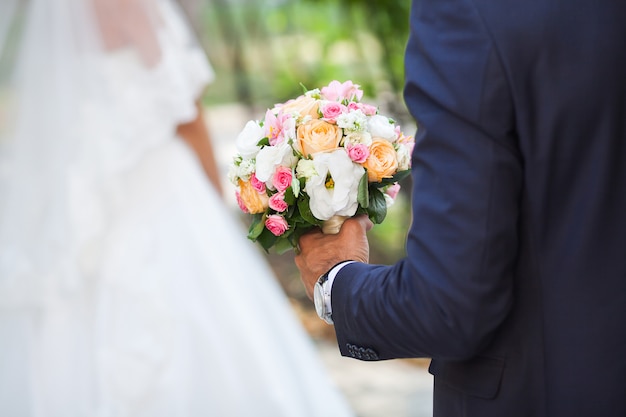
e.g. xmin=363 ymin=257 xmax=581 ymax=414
xmin=229 ymin=80 xmax=414 ymax=253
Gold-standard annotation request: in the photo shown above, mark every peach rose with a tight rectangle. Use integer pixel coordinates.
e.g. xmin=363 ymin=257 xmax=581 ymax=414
xmin=296 ymin=119 xmax=342 ymax=157
xmin=280 ymin=95 xmax=320 ymax=120
xmin=238 ymin=179 xmax=269 ymax=214
xmin=364 ymin=139 xmax=399 ymax=182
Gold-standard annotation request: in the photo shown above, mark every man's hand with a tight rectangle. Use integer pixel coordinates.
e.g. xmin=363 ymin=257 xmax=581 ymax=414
xmin=295 ymin=215 xmax=373 ymax=299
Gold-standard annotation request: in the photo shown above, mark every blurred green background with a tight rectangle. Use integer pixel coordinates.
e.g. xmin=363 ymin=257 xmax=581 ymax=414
xmin=185 ymin=0 xmax=415 ymax=307
xmin=190 ymin=0 xmax=410 ymax=109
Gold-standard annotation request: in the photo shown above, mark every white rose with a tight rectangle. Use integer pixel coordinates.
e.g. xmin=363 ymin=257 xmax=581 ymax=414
xmin=304 ymin=149 xmax=365 ymax=221
xmin=255 ymin=142 xmax=297 ymax=183
xmin=343 ymin=131 xmax=372 ymax=147
xmin=236 ymin=120 xmax=264 ymax=159
xmin=296 ymin=159 xmax=317 ymax=179
xmin=368 ymin=115 xmax=397 ymax=141
xmin=396 ymin=143 xmax=412 ymax=171
xmin=384 ymin=193 xmax=395 ymax=208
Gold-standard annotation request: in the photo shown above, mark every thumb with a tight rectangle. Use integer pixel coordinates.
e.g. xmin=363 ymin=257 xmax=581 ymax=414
xmin=354 ymin=214 xmax=374 ymax=232
xmin=341 ymin=214 xmax=373 ymax=234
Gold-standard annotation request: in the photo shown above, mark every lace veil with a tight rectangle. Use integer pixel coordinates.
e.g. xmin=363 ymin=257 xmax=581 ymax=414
xmin=0 ymin=0 xmax=214 ymax=307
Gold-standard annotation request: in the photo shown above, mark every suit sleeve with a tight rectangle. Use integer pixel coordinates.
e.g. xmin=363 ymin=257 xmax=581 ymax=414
xmin=331 ymin=0 xmax=523 ymax=361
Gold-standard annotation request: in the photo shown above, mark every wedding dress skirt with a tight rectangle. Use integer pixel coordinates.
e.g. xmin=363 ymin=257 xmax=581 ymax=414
xmin=0 ymin=1 xmax=353 ymax=416
xmin=1 ymin=139 xmax=354 ymax=417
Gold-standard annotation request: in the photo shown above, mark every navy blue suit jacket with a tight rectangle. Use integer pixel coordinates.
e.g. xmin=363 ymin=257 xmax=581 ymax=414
xmin=331 ymin=1 xmax=626 ymax=415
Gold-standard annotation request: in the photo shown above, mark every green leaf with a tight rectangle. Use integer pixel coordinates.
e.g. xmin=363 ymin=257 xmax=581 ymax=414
xmin=367 ymin=188 xmax=388 ymax=224
xmin=297 ymin=195 xmax=322 ymax=225
xmin=391 ymin=169 xmax=412 ymax=183
xmin=256 ymin=227 xmax=278 ymax=252
xmin=247 ymin=213 xmax=266 ymax=241
xmin=286 ymin=203 xmax=299 ymax=219
xmin=374 ymin=170 xmax=411 ymax=188
xmin=283 ymin=187 xmax=296 ymax=205
xmin=257 ymin=137 xmax=270 ymax=147
xmin=288 ymin=224 xmax=316 ymax=254
xmin=274 ymin=238 xmax=295 ymax=255
xmin=357 ymin=171 xmax=369 ymax=208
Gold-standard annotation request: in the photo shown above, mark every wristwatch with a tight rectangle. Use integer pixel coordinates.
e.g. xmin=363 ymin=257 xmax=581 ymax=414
xmin=314 ymin=271 xmax=334 ymax=325
xmin=314 ymin=261 xmax=355 ymax=325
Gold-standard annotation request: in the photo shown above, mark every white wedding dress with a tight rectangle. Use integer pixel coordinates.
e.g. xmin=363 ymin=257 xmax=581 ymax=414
xmin=0 ymin=1 xmax=354 ymax=416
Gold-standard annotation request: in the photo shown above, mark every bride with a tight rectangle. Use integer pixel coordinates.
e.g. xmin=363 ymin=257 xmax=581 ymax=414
xmin=0 ymin=0 xmax=354 ymax=416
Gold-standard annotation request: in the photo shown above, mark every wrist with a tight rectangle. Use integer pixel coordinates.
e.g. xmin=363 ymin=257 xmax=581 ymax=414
xmin=313 ymin=260 xmax=354 ymax=324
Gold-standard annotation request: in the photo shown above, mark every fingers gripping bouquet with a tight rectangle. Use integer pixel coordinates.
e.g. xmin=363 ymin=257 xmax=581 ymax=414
xmin=229 ymin=80 xmax=415 ymax=253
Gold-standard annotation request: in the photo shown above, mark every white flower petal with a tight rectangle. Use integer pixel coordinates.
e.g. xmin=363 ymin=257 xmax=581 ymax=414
xmin=368 ymin=115 xmax=397 ymax=141
xmin=304 ymin=150 xmax=364 ymax=221
xmin=236 ymin=120 xmax=264 ymax=159
xmin=255 ymin=142 xmax=296 ymax=182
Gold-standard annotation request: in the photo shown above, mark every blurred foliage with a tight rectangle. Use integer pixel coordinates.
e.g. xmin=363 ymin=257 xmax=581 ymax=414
xmin=192 ymin=0 xmax=411 ymax=123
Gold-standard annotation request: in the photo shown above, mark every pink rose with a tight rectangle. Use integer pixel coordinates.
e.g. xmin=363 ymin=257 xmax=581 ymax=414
xmin=386 ymin=183 xmax=401 ymax=200
xmin=269 ymin=192 xmax=288 ymax=212
xmin=348 ymin=101 xmax=377 ymax=116
xmin=346 ymin=143 xmax=370 ymax=164
xmin=359 ymin=103 xmax=378 ymax=116
xmin=265 ymin=215 xmax=289 ymax=236
xmin=272 ymin=166 xmax=293 ymax=192
xmin=250 ymin=173 xmax=266 ymax=193
xmin=235 ymin=190 xmax=249 ymax=213
xmin=321 ymin=80 xmax=363 ymax=102
xmin=321 ymin=102 xmax=346 ymax=123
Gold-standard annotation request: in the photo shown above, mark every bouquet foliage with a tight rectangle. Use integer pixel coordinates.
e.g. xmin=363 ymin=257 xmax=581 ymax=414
xmin=229 ymin=80 xmax=414 ymax=253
